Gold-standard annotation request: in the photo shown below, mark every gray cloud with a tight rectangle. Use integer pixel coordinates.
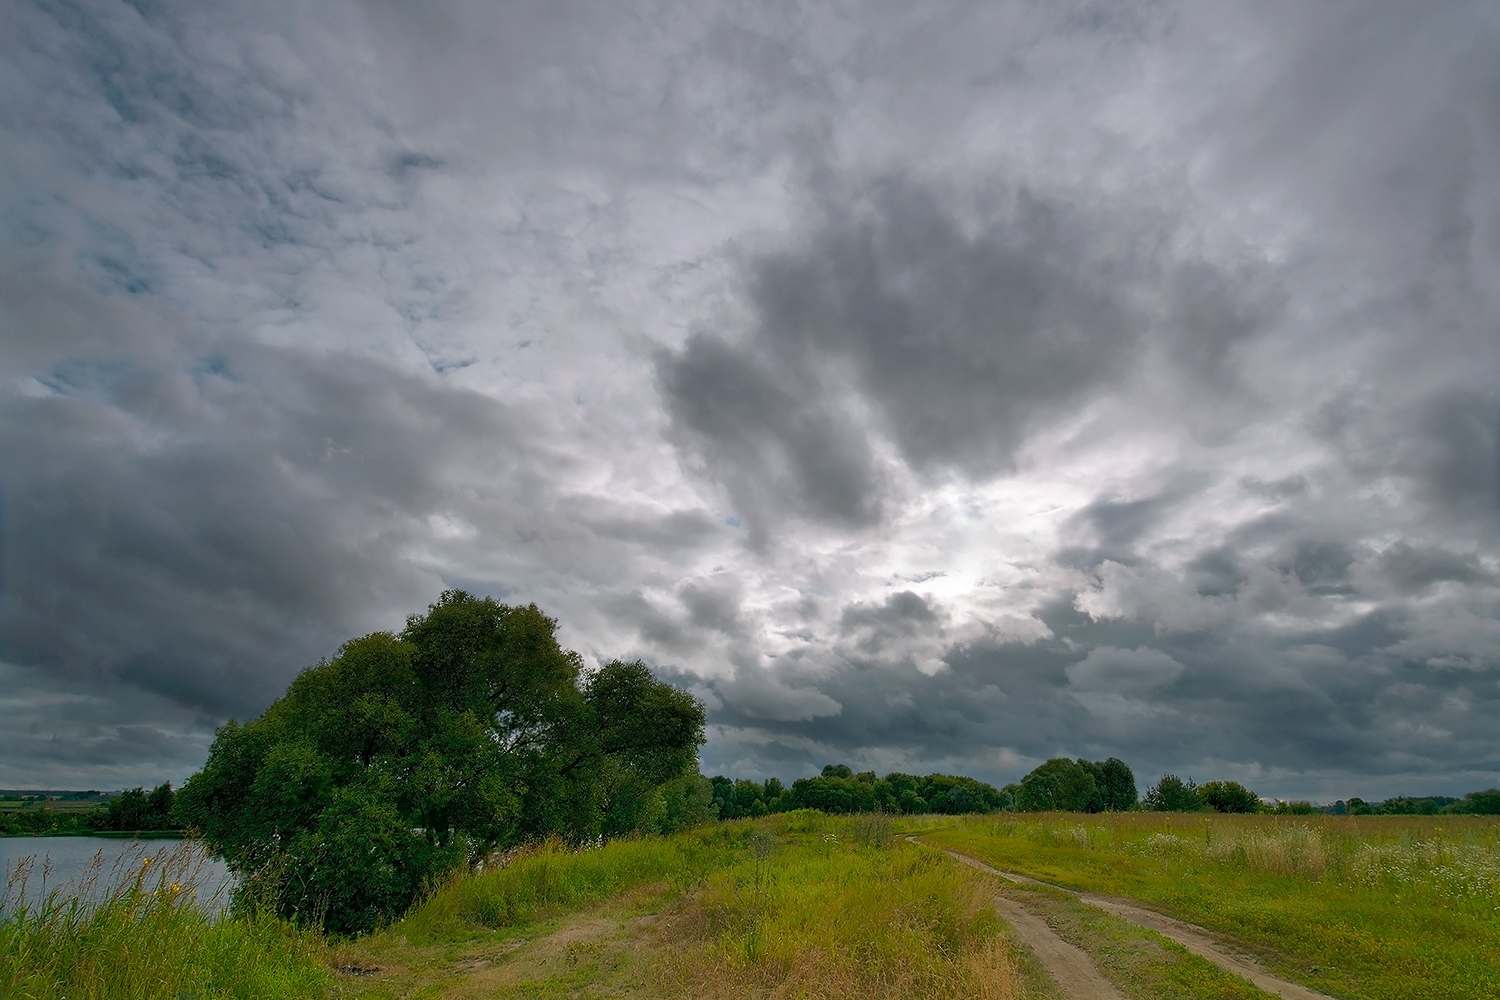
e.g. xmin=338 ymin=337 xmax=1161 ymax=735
xmin=1379 ymin=543 xmax=1493 ymax=593
xmin=656 ymin=332 xmax=883 ymax=541
xmin=1 ymin=273 xmax=534 ymax=718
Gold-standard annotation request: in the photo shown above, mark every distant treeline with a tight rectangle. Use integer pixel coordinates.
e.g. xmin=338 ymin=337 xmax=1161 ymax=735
xmin=6 ymin=768 xmax=1497 ymax=840
xmin=712 ymin=758 xmax=1500 ymax=818
xmin=1343 ymin=790 xmax=1500 ymax=816
xmin=0 ymin=783 xmax=183 ymax=836
xmin=1136 ymin=773 xmax=1500 ymax=816
xmin=710 ymin=765 xmax=1007 ymax=818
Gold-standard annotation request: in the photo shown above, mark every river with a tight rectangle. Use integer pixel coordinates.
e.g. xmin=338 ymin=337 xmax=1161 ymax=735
xmin=1 ymin=836 xmax=233 ymax=913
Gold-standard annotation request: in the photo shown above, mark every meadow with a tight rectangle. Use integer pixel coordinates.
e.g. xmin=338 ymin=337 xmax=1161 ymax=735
xmin=4 ymin=811 xmax=1497 ymax=1000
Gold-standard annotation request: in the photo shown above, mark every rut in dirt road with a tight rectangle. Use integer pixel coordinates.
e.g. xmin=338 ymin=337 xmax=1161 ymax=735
xmin=990 ymin=892 xmax=1126 ymax=1000
xmin=935 ymin=844 xmax=1342 ymax=1000
xmin=905 ymin=837 xmax=1123 ymax=999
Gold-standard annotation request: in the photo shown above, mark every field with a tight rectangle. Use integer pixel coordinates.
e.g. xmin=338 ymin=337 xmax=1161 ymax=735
xmin=3 ymin=811 xmax=1497 ymax=999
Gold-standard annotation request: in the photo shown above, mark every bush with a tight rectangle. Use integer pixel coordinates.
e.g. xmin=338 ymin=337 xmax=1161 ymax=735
xmin=1197 ymin=780 xmax=1261 ymax=813
xmin=1143 ymin=774 xmax=1201 ymax=812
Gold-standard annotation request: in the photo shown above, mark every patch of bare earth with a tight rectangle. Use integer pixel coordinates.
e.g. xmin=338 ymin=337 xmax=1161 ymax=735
xmin=445 ymin=911 xmax=664 ymax=999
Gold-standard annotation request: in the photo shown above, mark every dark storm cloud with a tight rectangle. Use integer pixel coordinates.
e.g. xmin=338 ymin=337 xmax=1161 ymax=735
xmin=1406 ymin=389 xmax=1500 ymax=520
xmin=656 ymin=175 xmax=1283 ymax=535
xmin=660 ymin=183 xmax=1131 ymax=494
xmin=1186 ymin=548 xmax=1248 ymax=598
xmin=655 ymin=332 xmax=882 ymax=542
xmin=1379 ymin=543 xmax=1494 ymax=593
xmin=704 ymin=587 xmax=1500 ymax=796
xmin=1 ymin=282 xmax=534 ymax=719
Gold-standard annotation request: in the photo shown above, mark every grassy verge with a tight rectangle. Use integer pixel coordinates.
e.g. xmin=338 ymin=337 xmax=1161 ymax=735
xmin=1 ymin=841 xmax=332 ymax=1000
xmin=918 ymin=812 xmax=1500 ymax=1000
xmin=339 ymin=811 xmax=1030 ymax=1000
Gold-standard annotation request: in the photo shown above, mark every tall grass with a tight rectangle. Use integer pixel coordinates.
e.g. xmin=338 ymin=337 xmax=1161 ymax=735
xmin=657 ymin=815 xmax=1018 ymax=1000
xmin=1 ymin=841 xmax=332 ymax=1000
xmin=395 ymin=822 xmax=754 ymax=942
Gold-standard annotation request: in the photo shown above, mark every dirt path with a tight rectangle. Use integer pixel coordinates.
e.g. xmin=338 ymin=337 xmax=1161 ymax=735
xmin=990 ymin=891 xmax=1127 ymax=999
xmin=906 ymin=837 xmax=1122 ymax=999
xmin=934 ymin=844 xmax=1340 ymax=1000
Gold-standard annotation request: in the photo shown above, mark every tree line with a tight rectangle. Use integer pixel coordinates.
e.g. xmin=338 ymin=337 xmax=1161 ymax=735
xmin=709 ymin=765 xmax=1007 ymax=818
xmin=0 ymin=784 xmax=183 ymax=836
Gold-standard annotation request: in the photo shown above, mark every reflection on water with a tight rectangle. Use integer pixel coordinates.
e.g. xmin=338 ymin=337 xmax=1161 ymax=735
xmin=1 ymin=837 xmax=234 ymax=914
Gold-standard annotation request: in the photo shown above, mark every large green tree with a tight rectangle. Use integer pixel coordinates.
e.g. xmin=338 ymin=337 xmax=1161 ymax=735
xmin=177 ymin=592 xmax=706 ymax=934
xmin=1197 ymin=779 xmax=1261 ymax=813
xmin=1016 ymin=758 xmax=1097 ymax=812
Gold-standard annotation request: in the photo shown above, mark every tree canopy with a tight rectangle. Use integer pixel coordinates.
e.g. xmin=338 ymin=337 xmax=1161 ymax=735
xmin=1142 ymin=773 xmax=1202 ymax=811
xmin=176 ymin=592 xmax=708 ymax=934
xmin=708 ymin=765 xmax=1008 ymax=818
xmin=1015 ymin=757 xmax=1137 ymax=812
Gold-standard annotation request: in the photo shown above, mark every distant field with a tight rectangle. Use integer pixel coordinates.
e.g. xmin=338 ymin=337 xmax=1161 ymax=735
xmin=0 ymin=799 xmax=106 ymax=814
xmin=919 ymin=812 xmax=1500 ymax=1000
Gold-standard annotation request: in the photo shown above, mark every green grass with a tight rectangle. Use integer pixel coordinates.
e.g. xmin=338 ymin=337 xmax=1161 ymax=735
xmin=1 ymin=842 xmax=332 ymax=1000
xmin=395 ymin=822 xmax=758 ymax=943
xmin=341 ymin=811 xmax=1028 ymax=1000
xmin=918 ymin=812 xmax=1500 ymax=1000
xmin=650 ymin=811 xmax=1023 ymax=1000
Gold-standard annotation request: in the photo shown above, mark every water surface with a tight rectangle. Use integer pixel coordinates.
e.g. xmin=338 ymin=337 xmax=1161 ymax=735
xmin=1 ymin=836 xmax=233 ymax=913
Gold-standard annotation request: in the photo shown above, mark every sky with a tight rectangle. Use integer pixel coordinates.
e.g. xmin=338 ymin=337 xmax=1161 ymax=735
xmin=3 ymin=0 xmax=1498 ymax=800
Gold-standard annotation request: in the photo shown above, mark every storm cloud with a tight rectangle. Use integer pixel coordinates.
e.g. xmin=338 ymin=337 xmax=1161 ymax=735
xmin=3 ymin=0 xmax=1499 ymax=799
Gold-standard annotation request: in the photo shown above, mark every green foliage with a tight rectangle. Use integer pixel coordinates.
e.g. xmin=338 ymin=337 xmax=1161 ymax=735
xmin=1078 ymin=757 xmax=1139 ymax=811
xmin=709 ymin=766 xmax=1006 ymax=818
xmin=1 ymin=842 xmax=331 ymax=1000
xmin=1143 ymin=773 xmax=1202 ymax=812
xmin=0 ymin=807 xmax=99 ymax=836
xmin=1344 ymin=790 xmax=1499 ymax=816
xmin=176 ymin=591 xmax=707 ymax=935
xmin=1196 ymin=780 xmax=1261 ymax=814
xmin=1015 ymin=757 xmax=1137 ymax=812
xmin=1449 ymin=788 xmax=1500 ymax=815
xmin=1016 ymin=758 xmax=1096 ymax=811
xmin=93 ymin=782 xmax=182 ymax=832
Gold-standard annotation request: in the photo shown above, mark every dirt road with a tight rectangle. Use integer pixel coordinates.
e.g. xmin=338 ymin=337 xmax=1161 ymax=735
xmin=989 ymin=890 xmax=1127 ymax=999
xmin=935 ymin=843 xmax=1341 ymax=1000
